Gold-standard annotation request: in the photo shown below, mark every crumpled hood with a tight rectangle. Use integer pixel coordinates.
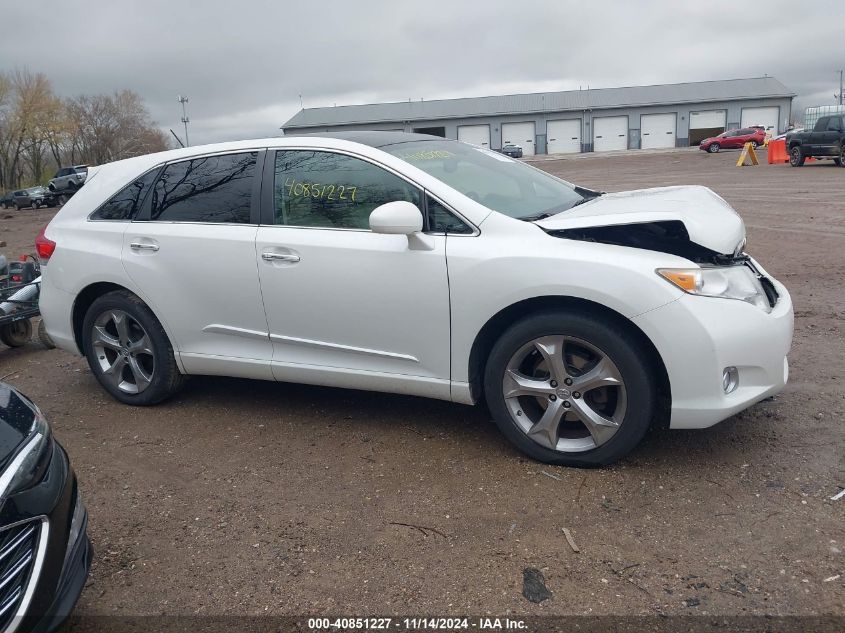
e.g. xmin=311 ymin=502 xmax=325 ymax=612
xmin=535 ymin=185 xmax=745 ymax=255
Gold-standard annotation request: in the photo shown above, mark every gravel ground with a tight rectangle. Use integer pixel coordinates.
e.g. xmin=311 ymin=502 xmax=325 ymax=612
xmin=0 ymin=148 xmax=842 ymax=620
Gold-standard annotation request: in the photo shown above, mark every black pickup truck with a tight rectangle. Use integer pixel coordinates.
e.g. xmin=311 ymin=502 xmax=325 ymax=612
xmin=786 ymin=114 xmax=845 ymax=167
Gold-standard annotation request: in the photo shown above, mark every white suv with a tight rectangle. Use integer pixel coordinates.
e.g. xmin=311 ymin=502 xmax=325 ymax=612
xmin=37 ymin=132 xmax=793 ymax=466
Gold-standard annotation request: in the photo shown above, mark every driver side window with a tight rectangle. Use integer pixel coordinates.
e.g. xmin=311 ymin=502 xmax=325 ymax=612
xmin=273 ymin=150 xmax=421 ymax=230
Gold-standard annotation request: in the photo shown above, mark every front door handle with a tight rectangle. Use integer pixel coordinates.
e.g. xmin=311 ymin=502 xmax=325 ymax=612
xmin=130 ymin=241 xmax=159 ymax=252
xmin=262 ymin=252 xmax=300 ymax=263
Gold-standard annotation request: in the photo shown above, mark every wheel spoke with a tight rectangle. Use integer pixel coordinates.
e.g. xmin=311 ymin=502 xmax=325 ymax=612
xmin=527 ymin=401 xmax=566 ymax=450
xmin=112 ymin=311 xmax=131 ymax=347
xmin=127 ymin=332 xmax=153 ymax=356
xmin=533 ymin=336 xmax=570 ymax=383
xmin=572 ymin=356 xmax=622 ymax=393
xmin=102 ymin=355 xmax=128 ymax=387
xmin=127 ymin=355 xmax=152 ymax=390
xmin=503 ymin=370 xmax=554 ymax=399
xmin=92 ymin=326 xmax=121 ymax=351
xmin=570 ymin=398 xmax=619 ymax=446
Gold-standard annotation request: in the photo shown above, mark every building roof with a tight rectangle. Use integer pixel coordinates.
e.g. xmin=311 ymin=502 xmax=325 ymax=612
xmin=283 ymin=77 xmax=794 ymax=130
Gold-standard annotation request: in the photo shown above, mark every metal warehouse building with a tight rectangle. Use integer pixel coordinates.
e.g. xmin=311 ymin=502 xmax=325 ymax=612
xmin=282 ymin=77 xmax=794 ymax=155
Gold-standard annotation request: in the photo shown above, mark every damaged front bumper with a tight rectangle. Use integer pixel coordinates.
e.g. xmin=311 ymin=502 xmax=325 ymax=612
xmin=633 ymin=261 xmax=793 ymax=429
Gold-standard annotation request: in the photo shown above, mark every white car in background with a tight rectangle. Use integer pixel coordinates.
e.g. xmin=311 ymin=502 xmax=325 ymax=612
xmin=37 ymin=132 xmax=793 ymax=466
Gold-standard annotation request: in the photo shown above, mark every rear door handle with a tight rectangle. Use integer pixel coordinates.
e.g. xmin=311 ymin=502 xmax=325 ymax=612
xmin=130 ymin=241 xmax=159 ymax=252
xmin=262 ymin=252 xmax=300 ymax=263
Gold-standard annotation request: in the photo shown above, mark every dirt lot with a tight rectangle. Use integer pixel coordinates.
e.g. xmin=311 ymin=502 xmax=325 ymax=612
xmin=1 ymin=149 xmax=843 ymax=620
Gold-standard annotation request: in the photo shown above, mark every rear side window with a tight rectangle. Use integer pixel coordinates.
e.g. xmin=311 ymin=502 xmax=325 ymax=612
xmin=149 ymin=152 xmax=256 ymax=223
xmin=827 ymin=117 xmax=843 ymax=132
xmin=90 ymin=168 xmax=157 ymax=221
xmin=273 ymin=150 xmax=421 ymax=230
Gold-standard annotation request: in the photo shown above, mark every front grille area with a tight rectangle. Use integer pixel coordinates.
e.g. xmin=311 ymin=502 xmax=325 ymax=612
xmin=0 ymin=520 xmax=40 ymax=631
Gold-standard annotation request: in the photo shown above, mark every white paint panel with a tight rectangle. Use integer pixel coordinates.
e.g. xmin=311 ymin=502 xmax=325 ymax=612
xmin=501 ymin=122 xmax=535 ymax=156
xmin=689 ymin=110 xmax=726 ymax=129
xmin=741 ymin=106 xmax=779 ymax=136
xmin=546 ymin=119 xmax=581 ymax=154
xmin=457 ymin=124 xmax=491 ymax=147
xmin=593 ymin=116 xmax=628 ymax=151
xmin=640 ymin=113 xmax=677 ymax=149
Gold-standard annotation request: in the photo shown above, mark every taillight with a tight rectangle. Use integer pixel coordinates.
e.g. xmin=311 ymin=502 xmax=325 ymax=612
xmin=35 ymin=225 xmax=56 ymax=262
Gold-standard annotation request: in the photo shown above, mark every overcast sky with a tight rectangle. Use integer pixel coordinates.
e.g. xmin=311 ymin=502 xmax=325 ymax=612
xmin=1 ymin=0 xmax=842 ymax=145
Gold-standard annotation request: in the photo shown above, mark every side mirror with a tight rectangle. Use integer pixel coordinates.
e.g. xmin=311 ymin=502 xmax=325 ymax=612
xmin=369 ymin=201 xmax=423 ymax=235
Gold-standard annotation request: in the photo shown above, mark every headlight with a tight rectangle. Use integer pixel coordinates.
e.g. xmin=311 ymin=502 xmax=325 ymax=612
xmin=657 ymin=265 xmax=772 ymax=313
xmin=0 ymin=409 xmax=53 ymax=499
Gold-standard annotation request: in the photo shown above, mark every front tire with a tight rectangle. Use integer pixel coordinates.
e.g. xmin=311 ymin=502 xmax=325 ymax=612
xmin=82 ymin=290 xmax=184 ymax=405
xmin=37 ymin=319 xmax=56 ymax=349
xmin=790 ymin=146 xmax=805 ymax=167
xmin=483 ymin=311 xmax=657 ymax=466
xmin=708 ymin=143 xmax=720 ymax=153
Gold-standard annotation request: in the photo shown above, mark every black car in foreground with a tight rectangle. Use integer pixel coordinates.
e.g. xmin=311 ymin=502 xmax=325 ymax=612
xmin=0 ymin=382 xmax=90 ymax=633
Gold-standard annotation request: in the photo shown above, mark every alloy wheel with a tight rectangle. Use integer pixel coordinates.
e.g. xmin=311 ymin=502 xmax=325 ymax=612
xmin=91 ymin=309 xmax=155 ymax=394
xmin=502 ymin=335 xmax=627 ymax=453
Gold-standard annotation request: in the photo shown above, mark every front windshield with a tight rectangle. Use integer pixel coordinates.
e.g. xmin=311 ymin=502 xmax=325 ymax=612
xmin=384 ymin=140 xmax=588 ymax=219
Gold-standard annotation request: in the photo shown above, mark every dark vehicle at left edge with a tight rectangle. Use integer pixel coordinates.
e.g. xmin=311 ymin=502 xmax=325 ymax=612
xmin=12 ymin=188 xmax=57 ymax=211
xmin=0 ymin=382 xmax=91 ymax=633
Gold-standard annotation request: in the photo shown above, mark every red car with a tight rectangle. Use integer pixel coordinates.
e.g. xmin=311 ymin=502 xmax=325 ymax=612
xmin=699 ymin=127 xmax=766 ymax=153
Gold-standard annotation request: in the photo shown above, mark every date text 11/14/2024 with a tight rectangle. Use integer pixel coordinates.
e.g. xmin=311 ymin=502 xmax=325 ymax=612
xmin=307 ymin=617 xmax=528 ymax=630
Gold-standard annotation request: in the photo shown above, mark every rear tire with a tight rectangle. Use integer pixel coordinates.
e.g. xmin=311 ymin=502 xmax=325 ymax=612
xmin=0 ymin=320 xmax=33 ymax=347
xmin=790 ymin=146 xmax=805 ymax=167
xmin=483 ymin=311 xmax=658 ymax=467
xmin=708 ymin=143 xmax=720 ymax=153
xmin=82 ymin=290 xmax=184 ymax=405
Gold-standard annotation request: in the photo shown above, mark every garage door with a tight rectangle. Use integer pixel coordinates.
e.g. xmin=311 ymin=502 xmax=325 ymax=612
xmin=546 ymin=119 xmax=581 ymax=154
xmin=457 ymin=124 xmax=491 ymax=148
xmin=593 ymin=116 xmax=628 ymax=151
xmin=501 ymin=122 xmax=535 ymax=156
xmin=640 ymin=113 xmax=677 ymax=149
xmin=741 ymin=106 xmax=779 ymax=137
xmin=689 ymin=110 xmax=726 ymax=145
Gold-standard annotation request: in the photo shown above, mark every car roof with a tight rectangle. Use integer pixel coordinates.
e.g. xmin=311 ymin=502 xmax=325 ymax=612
xmin=295 ymin=130 xmax=450 ymax=148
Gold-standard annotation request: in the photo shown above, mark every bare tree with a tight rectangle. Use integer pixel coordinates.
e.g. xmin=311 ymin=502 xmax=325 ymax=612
xmin=0 ymin=70 xmax=170 ymax=191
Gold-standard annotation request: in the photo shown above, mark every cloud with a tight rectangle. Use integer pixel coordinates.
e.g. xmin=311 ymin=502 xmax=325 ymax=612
xmin=1 ymin=0 xmax=842 ymax=143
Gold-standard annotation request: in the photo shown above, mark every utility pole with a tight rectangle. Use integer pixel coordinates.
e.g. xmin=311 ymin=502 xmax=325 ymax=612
xmin=177 ymin=95 xmax=190 ymax=146
xmin=839 ymin=70 xmax=843 ymax=105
